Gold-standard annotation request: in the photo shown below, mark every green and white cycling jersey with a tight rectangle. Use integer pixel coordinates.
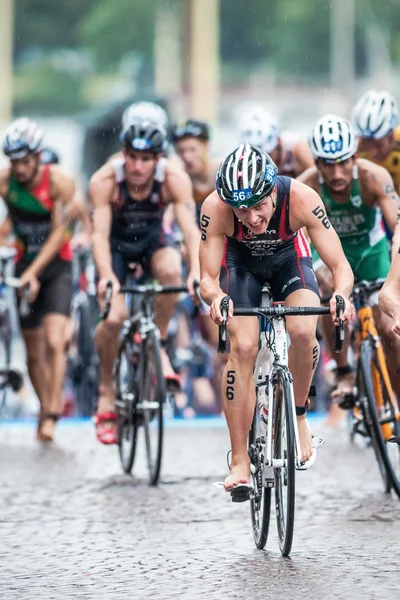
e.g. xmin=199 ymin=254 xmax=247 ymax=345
xmin=312 ymin=169 xmax=390 ymax=282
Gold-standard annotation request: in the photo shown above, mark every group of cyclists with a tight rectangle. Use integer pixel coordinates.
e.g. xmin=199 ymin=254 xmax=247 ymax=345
xmin=0 ymin=89 xmax=400 ymax=491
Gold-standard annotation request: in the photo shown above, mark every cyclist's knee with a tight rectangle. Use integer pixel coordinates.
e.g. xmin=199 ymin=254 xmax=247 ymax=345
xmin=46 ymin=332 xmax=66 ymax=356
xmin=154 ymin=262 xmax=181 ymax=285
xmin=289 ymin=323 xmax=317 ymax=349
xmin=230 ymin=336 xmax=258 ymax=363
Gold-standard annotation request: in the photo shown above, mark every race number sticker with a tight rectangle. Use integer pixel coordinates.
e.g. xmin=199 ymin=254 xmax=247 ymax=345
xmin=232 ymin=188 xmax=252 ymax=202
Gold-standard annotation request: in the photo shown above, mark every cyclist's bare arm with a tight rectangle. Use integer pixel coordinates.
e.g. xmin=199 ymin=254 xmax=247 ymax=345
xmin=199 ymin=192 xmax=233 ymax=322
xmin=293 ymin=140 xmax=314 ymax=174
xmin=360 ymin=160 xmax=399 ymax=232
xmin=25 ymin=167 xmax=75 ymax=278
xmin=165 ymin=163 xmax=200 ymax=275
xmin=379 ymin=250 xmax=400 ymax=337
xmin=290 ymin=179 xmax=354 ymax=318
xmin=89 ymin=165 xmax=116 ymax=281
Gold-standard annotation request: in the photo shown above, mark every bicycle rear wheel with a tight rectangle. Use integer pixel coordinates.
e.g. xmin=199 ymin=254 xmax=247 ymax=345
xmin=139 ymin=330 xmax=165 ymax=486
xmin=273 ymin=370 xmax=296 ymax=556
xmin=116 ymin=336 xmax=139 ymax=474
xmin=249 ymin=407 xmax=271 ymax=549
xmin=359 ymin=340 xmax=400 ymax=497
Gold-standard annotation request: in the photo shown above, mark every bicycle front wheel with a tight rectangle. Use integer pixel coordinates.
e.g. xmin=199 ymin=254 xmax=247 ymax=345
xmin=273 ymin=370 xmax=296 ymax=557
xmin=139 ymin=330 xmax=165 ymax=486
xmin=116 ymin=336 xmax=139 ymax=474
xmin=359 ymin=340 xmax=400 ymax=497
xmin=249 ymin=407 xmax=271 ymax=549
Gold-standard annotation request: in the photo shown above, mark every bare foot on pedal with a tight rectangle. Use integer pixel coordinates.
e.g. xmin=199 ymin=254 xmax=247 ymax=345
xmin=224 ymin=458 xmax=251 ymax=491
xmin=297 ymin=415 xmax=313 ymax=463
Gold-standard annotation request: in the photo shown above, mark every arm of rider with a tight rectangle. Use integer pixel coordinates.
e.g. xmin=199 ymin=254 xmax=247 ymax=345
xmin=89 ymin=168 xmax=120 ymax=297
xmin=0 ymin=196 xmax=12 ymax=246
xmin=290 ymin=179 xmax=354 ymax=323
xmin=19 ymin=167 xmax=76 ymax=297
xmin=199 ymin=193 xmax=233 ymax=324
xmin=379 ymin=250 xmax=400 ymax=338
xmin=370 ymin=165 xmax=399 ymax=236
xmin=165 ymin=165 xmax=200 ymax=296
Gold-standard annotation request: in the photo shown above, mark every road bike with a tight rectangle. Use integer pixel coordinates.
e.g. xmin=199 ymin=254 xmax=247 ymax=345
xmin=345 ymin=279 xmax=400 ymax=497
xmin=0 ymin=247 xmax=26 ymax=416
xmin=218 ymin=287 xmax=344 ymax=556
xmin=103 ymin=281 xmax=189 ymax=485
xmin=67 ymin=248 xmax=99 ymax=416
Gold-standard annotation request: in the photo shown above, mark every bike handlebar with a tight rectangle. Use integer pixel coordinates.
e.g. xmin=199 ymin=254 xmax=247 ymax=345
xmin=218 ymin=295 xmax=345 ymax=354
xmin=101 ymin=280 xmax=200 ymax=320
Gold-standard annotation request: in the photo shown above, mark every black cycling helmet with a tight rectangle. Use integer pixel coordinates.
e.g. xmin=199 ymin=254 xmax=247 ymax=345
xmin=41 ymin=148 xmax=60 ymax=164
xmin=171 ymin=119 xmax=210 ymax=142
xmin=216 ymin=143 xmax=278 ymax=209
xmin=121 ymin=119 xmax=166 ymax=154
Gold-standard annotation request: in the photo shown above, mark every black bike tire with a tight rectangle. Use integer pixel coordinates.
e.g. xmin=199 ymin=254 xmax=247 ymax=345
xmin=273 ymin=370 xmax=296 ymax=557
xmin=359 ymin=341 xmax=400 ymax=497
xmin=140 ymin=330 xmax=165 ymax=486
xmin=249 ymin=407 xmax=271 ymax=549
xmin=116 ymin=335 xmax=139 ymax=475
xmin=0 ymin=310 xmax=12 ymax=415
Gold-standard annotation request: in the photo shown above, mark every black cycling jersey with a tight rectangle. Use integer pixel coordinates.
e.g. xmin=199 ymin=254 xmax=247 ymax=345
xmin=220 ymin=176 xmax=318 ymax=306
xmin=110 ymin=178 xmax=166 ymax=259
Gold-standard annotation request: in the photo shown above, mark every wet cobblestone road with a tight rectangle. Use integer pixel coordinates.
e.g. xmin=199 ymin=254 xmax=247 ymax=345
xmin=0 ymin=419 xmax=399 ymax=600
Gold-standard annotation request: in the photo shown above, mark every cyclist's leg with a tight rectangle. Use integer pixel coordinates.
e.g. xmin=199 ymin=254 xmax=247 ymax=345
xmin=94 ymin=252 xmax=128 ymax=429
xmin=373 ymin=305 xmax=400 ymax=401
xmin=35 ymin=260 xmax=73 ymax=440
xmin=220 ymin=263 xmax=262 ymax=489
xmin=150 ymin=245 xmax=182 ymax=378
xmin=271 ymin=256 xmax=320 ymax=463
xmin=223 ymin=316 xmax=259 ymax=489
xmin=21 ymin=326 xmax=50 ymax=435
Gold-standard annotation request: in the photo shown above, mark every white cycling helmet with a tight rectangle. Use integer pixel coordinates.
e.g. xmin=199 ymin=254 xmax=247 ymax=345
xmin=122 ymin=102 xmax=169 ymax=133
xmin=352 ymin=90 xmax=398 ymax=139
xmin=2 ymin=117 xmax=44 ymax=160
xmin=309 ymin=114 xmax=358 ymax=162
xmin=239 ymin=108 xmax=280 ymax=154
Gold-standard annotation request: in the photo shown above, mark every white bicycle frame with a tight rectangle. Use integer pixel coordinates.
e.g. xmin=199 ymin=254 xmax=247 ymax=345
xmin=252 ymin=285 xmax=304 ymax=485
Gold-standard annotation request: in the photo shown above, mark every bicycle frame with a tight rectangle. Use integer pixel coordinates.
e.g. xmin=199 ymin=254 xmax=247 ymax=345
xmin=354 ymin=288 xmax=400 ymax=436
xmin=253 ymin=286 xmax=303 ymax=477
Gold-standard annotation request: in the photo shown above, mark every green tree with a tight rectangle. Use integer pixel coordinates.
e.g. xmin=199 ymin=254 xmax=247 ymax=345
xmin=14 ymin=0 xmax=97 ymax=61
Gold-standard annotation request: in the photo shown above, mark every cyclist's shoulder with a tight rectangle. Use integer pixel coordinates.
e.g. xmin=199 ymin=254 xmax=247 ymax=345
xmin=0 ymin=167 xmax=10 ymax=196
xmin=357 ymin=157 xmax=392 ymax=183
xmin=201 ymin=190 xmax=228 ymax=220
xmin=49 ymin=165 xmax=76 ymax=202
xmin=89 ymin=161 xmax=117 ymax=198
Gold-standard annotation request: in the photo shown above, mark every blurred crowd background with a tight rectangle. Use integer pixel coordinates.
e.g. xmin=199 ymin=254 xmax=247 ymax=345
xmin=1 ymin=0 xmax=400 ymax=179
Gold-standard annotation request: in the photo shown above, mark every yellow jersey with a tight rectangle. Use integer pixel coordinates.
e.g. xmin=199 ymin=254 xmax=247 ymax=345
xmin=359 ymin=126 xmax=400 ymax=191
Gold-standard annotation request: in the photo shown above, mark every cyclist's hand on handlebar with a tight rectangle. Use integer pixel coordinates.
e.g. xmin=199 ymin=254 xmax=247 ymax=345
xmin=329 ymin=292 xmax=353 ymax=324
xmin=187 ymin=270 xmax=200 ymax=303
xmin=98 ymin=276 xmax=120 ymax=299
xmin=210 ymin=294 xmax=233 ymax=324
xmin=18 ymin=270 xmax=40 ymax=302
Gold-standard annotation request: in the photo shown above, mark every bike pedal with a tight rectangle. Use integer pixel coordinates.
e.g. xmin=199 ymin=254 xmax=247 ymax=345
xmin=338 ymin=394 xmax=356 ymax=410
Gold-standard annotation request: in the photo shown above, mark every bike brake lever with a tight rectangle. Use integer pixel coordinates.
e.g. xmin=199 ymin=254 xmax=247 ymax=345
xmin=218 ymin=296 xmax=230 ymax=354
xmin=101 ymin=280 xmax=113 ymax=320
xmin=334 ymin=295 xmax=345 ymax=353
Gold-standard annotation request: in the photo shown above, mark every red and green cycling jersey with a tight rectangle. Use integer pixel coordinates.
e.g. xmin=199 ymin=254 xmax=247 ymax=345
xmin=6 ymin=165 xmax=72 ymax=263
